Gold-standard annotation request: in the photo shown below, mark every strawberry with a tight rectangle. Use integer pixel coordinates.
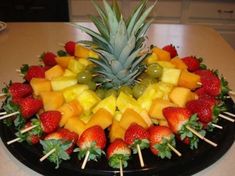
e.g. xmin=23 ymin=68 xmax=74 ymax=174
xmin=163 ymin=107 xmax=206 ymax=149
xmin=41 ymin=52 xmax=57 ymax=67
xmin=24 ymin=65 xmax=45 ymax=82
xmin=77 ymin=125 xmax=106 ymax=162
xmin=41 ymin=128 xmax=78 ymax=168
xmin=148 ymin=126 xmax=176 ymax=158
xmin=19 ymin=97 xmax=43 ymax=118
xmin=124 ymin=123 xmax=149 ymax=153
xmin=26 ymin=135 xmax=40 ymax=145
xmin=7 ymin=82 xmax=33 ymax=99
xmin=39 ymin=111 xmax=61 ymax=133
xmin=182 ymin=56 xmax=200 ymax=72
xmin=162 ymin=44 xmax=178 ymax=58
xmin=107 ymin=139 xmax=131 ymax=169
xmin=65 ymin=41 xmax=76 ymax=56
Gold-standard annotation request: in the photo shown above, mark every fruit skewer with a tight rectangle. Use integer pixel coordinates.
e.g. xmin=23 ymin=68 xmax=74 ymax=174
xmin=224 ymin=111 xmax=235 ymax=117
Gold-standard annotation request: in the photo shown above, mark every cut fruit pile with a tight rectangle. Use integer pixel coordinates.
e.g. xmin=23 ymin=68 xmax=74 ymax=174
xmin=0 ymin=0 xmax=235 ymax=175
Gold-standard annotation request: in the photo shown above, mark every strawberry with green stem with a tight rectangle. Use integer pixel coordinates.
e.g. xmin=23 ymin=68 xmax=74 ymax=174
xmin=163 ymin=107 xmax=217 ymax=149
xmin=40 ymin=52 xmax=57 ymax=67
xmin=20 ymin=64 xmax=45 ymax=82
xmin=40 ymin=128 xmax=78 ymax=169
xmin=124 ymin=123 xmax=149 ymax=167
xmin=64 ymin=41 xmax=76 ymax=56
xmin=162 ymin=44 xmax=178 ymax=58
xmin=76 ymin=125 xmax=106 ymax=169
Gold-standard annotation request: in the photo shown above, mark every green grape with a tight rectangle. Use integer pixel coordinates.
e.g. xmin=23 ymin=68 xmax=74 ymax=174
xmin=132 ymin=83 xmax=147 ymax=99
xmin=138 ymin=72 xmax=148 ymax=80
xmin=118 ymin=85 xmax=133 ymax=96
xmin=87 ymin=81 xmax=97 ymax=90
xmin=86 ymin=65 xmax=95 ymax=73
xmin=146 ymin=63 xmax=163 ymax=78
xmin=77 ymin=71 xmax=92 ymax=84
xmin=140 ymin=76 xmax=152 ymax=85
xmin=96 ymin=88 xmax=106 ymax=99
xmin=105 ymin=89 xmax=118 ymax=97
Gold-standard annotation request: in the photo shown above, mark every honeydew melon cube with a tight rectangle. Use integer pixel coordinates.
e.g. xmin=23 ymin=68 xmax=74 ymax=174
xmin=63 ymin=84 xmax=89 ymax=102
xmin=68 ymin=59 xmax=85 ymax=73
xmin=45 ymin=65 xmax=64 ymax=80
xmin=51 ymin=76 xmax=77 ymax=91
xmin=30 ymin=78 xmax=51 ymax=96
xmin=92 ymin=95 xmax=116 ymax=115
xmin=161 ymin=68 xmax=181 ymax=85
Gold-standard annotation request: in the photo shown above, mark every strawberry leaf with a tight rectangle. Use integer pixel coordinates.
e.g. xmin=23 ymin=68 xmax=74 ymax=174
xmin=20 ymin=64 xmax=29 ymax=75
xmin=57 ymin=50 xmax=67 ymax=56
xmin=108 ymin=154 xmax=130 ymax=169
xmin=131 ymin=139 xmax=149 ymax=154
xmin=14 ymin=115 xmax=25 ymax=129
xmin=31 ymin=118 xmax=43 ymax=136
xmin=154 ymin=135 xmax=175 ymax=159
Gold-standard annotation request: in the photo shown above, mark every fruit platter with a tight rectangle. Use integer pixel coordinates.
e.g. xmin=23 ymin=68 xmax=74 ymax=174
xmin=0 ymin=0 xmax=235 ymax=176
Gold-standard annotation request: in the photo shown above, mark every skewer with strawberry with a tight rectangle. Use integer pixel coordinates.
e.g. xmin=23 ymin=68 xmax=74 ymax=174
xmin=148 ymin=126 xmax=181 ymax=159
xmin=124 ymin=123 xmax=149 ymax=167
xmin=7 ymin=111 xmax=61 ymax=145
xmin=107 ymin=139 xmax=131 ymax=176
xmin=40 ymin=128 xmax=78 ymax=169
xmin=76 ymin=125 xmax=106 ymax=169
xmin=19 ymin=64 xmax=46 ymax=82
xmin=163 ymin=107 xmax=217 ymax=149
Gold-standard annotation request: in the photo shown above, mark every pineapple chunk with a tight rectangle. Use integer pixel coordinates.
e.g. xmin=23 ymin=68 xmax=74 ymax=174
xmin=170 ymin=57 xmax=188 ymax=70
xmin=78 ymin=58 xmax=93 ymax=67
xmin=86 ymin=108 xmax=113 ymax=130
xmin=88 ymin=50 xmax=99 ymax=59
xmin=64 ymin=116 xmax=86 ymax=136
xmin=63 ymin=69 xmax=76 ymax=77
xmin=145 ymin=53 xmax=158 ymax=64
xmin=40 ymin=91 xmax=64 ymax=111
xmin=92 ymin=95 xmax=116 ymax=115
xmin=152 ymin=47 xmax=171 ymax=61
xmin=149 ymin=98 xmax=177 ymax=120
xmin=68 ymin=59 xmax=85 ymax=73
xmin=159 ymin=119 xmax=169 ymax=127
xmin=76 ymin=89 xmax=100 ymax=113
xmin=178 ymin=70 xmax=201 ymax=90
xmin=51 ymin=76 xmax=77 ymax=91
xmin=156 ymin=61 xmax=175 ymax=68
xmin=80 ymin=113 xmax=92 ymax=124
xmin=63 ymin=84 xmax=89 ymax=102
xmin=109 ymin=120 xmax=125 ymax=142
xmin=169 ymin=87 xmax=198 ymax=107
xmin=161 ymin=67 xmax=181 ymax=85
xmin=45 ymin=65 xmax=64 ymax=80
xmin=117 ymin=92 xmax=141 ymax=113
xmin=157 ymin=81 xmax=174 ymax=100
xmin=75 ymin=44 xmax=90 ymax=58
xmin=120 ymin=108 xmax=148 ymax=129
xmin=55 ymin=56 xmax=74 ymax=68
xmin=30 ymin=78 xmax=51 ymax=96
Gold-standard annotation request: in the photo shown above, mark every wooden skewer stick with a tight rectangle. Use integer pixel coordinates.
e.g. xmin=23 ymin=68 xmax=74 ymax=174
xmin=224 ymin=112 xmax=235 ymax=118
xmin=167 ymin=143 xmax=182 ymax=157
xmin=229 ymin=91 xmax=235 ymax=96
xmin=58 ymin=43 xmax=65 ymax=47
xmin=20 ymin=125 xmax=38 ymax=134
xmin=7 ymin=137 xmax=21 ymax=145
xmin=186 ymin=126 xmax=217 ymax=147
xmin=16 ymin=69 xmax=21 ymax=73
xmin=0 ymin=111 xmax=20 ymax=120
xmin=0 ymin=112 xmax=7 ymax=115
xmin=40 ymin=148 xmax=56 ymax=162
xmin=219 ymin=114 xmax=235 ymax=123
xmin=119 ymin=160 xmax=123 ymax=176
xmin=136 ymin=144 xmax=144 ymax=167
xmin=0 ymin=93 xmax=6 ymax=97
xmin=81 ymin=150 xmax=90 ymax=169
xmin=212 ymin=123 xmax=223 ymax=129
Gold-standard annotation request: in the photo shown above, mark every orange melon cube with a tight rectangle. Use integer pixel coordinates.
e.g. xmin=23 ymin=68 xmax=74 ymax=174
xmin=40 ymin=91 xmax=64 ymax=111
xmin=64 ymin=116 xmax=86 ymax=136
xmin=45 ymin=65 xmax=64 ymax=80
xmin=178 ymin=70 xmax=201 ymax=90
xmin=55 ymin=56 xmax=74 ymax=68
xmin=170 ymin=57 xmax=188 ymax=70
xmin=30 ymin=78 xmax=51 ymax=96
xmin=152 ymin=47 xmax=171 ymax=61
xmin=109 ymin=120 xmax=125 ymax=142
xmin=75 ymin=44 xmax=90 ymax=58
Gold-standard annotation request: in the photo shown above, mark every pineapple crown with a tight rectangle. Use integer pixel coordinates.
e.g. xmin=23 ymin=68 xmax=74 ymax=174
xmin=72 ymin=0 xmax=157 ymax=89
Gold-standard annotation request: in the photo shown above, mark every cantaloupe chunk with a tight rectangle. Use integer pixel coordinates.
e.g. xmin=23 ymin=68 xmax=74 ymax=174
xmin=86 ymin=108 xmax=113 ymax=130
xmin=152 ymin=47 xmax=171 ymax=61
xmin=30 ymin=78 xmax=51 ymax=96
xmin=51 ymin=76 xmax=77 ymax=91
xmin=170 ymin=57 xmax=188 ymax=70
xmin=109 ymin=120 xmax=125 ymax=142
xmin=68 ymin=59 xmax=85 ymax=73
xmin=149 ymin=98 xmax=177 ymax=120
xmin=64 ymin=116 xmax=86 ymax=135
xmin=169 ymin=87 xmax=198 ymax=107
xmin=40 ymin=91 xmax=64 ymax=111
xmin=92 ymin=95 xmax=116 ymax=115
xmin=55 ymin=56 xmax=74 ymax=68
xmin=63 ymin=84 xmax=89 ymax=102
xmin=75 ymin=44 xmax=90 ymax=58
xmin=119 ymin=108 xmax=148 ymax=129
xmin=45 ymin=65 xmax=64 ymax=80
xmin=178 ymin=70 xmax=201 ymax=90
xmin=161 ymin=67 xmax=181 ymax=85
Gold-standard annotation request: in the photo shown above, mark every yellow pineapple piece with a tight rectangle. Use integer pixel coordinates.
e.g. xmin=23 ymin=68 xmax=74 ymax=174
xmin=157 ymin=81 xmax=174 ymax=100
xmin=119 ymin=108 xmax=148 ymax=130
xmin=159 ymin=119 xmax=169 ymax=127
xmin=30 ymin=78 xmax=51 ymax=96
xmin=80 ymin=113 xmax=92 ymax=124
xmin=68 ymin=59 xmax=85 ymax=73
xmin=78 ymin=58 xmax=93 ymax=67
xmin=161 ymin=67 xmax=181 ymax=85
xmin=92 ymin=95 xmax=116 ymax=115
xmin=64 ymin=116 xmax=86 ymax=136
xmin=114 ymin=111 xmax=122 ymax=121
xmin=40 ymin=91 xmax=64 ymax=111
xmin=45 ymin=65 xmax=64 ymax=80
xmin=145 ymin=53 xmax=158 ymax=64
xmin=86 ymin=108 xmax=113 ymax=129
xmin=63 ymin=84 xmax=89 ymax=102
xmin=109 ymin=120 xmax=125 ymax=142
xmin=63 ymin=69 xmax=76 ymax=77
xmin=88 ymin=50 xmax=99 ymax=59
xmin=55 ymin=56 xmax=74 ymax=68
xmin=169 ymin=87 xmax=198 ymax=107
xmin=75 ymin=44 xmax=90 ymax=58
xmin=156 ymin=61 xmax=175 ymax=68
xmin=152 ymin=47 xmax=171 ymax=61
xmin=51 ymin=76 xmax=77 ymax=91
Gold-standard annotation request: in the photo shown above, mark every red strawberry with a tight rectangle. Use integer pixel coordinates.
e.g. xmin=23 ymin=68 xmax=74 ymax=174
xmin=182 ymin=56 xmax=200 ymax=72
xmin=41 ymin=52 xmax=57 ymax=67
xmin=19 ymin=97 xmax=43 ymax=118
xmin=26 ymin=135 xmax=40 ymax=145
xmin=194 ymin=69 xmax=215 ymax=78
xmin=8 ymin=82 xmax=33 ymax=98
xmin=162 ymin=44 xmax=178 ymax=58
xmin=148 ymin=126 xmax=176 ymax=158
xmin=65 ymin=41 xmax=76 ymax=56
xmin=12 ymin=97 xmax=24 ymax=105
xmin=77 ymin=125 xmax=106 ymax=162
xmin=24 ymin=65 xmax=45 ymax=82
xmin=39 ymin=111 xmax=62 ymax=133
xmin=203 ymin=76 xmax=221 ymax=97
xmin=107 ymin=139 xmax=131 ymax=169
